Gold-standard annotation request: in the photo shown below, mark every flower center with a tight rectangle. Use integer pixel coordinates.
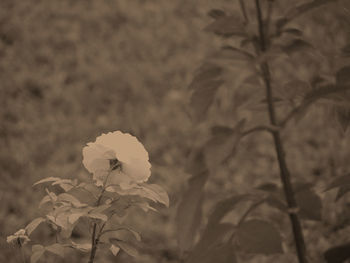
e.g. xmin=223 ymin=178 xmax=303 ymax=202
xmin=109 ymin=158 xmax=122 ymax=171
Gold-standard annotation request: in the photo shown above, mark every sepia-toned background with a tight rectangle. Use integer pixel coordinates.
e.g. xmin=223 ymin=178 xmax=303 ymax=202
xmin=1 ymin=0 xmax=350 ymax=262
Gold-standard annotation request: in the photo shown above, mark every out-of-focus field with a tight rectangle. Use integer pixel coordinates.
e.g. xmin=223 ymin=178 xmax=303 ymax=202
xmin=1 ymin=0 xmax=350 ymax=262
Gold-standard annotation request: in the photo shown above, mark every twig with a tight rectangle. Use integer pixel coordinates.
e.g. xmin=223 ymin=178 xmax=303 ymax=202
xmin=254 ymin=1 xmax=308 ymax=262
xmin=238 ymin=0 xmax=249 ymax=23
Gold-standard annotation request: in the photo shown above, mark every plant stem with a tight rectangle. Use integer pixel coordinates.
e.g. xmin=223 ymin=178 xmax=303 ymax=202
xmin=254 ymin=1 xmax=308 ymax=262
xmin=88 ymin=189 xmax=105 ymax=263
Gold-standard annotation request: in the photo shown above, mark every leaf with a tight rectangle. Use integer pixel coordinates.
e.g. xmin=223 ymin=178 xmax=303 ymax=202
xmin=296 ymin=189 xmax=322 ymax=221
xmin=324 ymin=242 xmax=350 ymax=263
xmin=208 ymin=9 xmax=226 ymax=19
xmin=207 ymin=194 xmax=257 ymax=228
xmin=39 ymin=195 xmax=52 ymax=208
xmin=336 ymin=185 xmax=350 ymax=201
xmin=110 ymin=239 xmax=139 ymax=258
xmin=281 ymin=39 xmax=314 ymax=55
xmin=33 ymin=177 xmax=61 ymax=186
xmin=185 ymin=147 xmax=207 ymax=175
xmin=68 ymin=212 xmax=85 ymax=224
xmin=204 ymin=121 xmax=244 ymax=172
xmin=187 ymin=223 xmax=236 ymax=263
xmin=341 ymin=44 xmax=350 ymax=57
xmin=58 ymin=193 xmax=87 ymax=208
xmin=52 ymin=179 xmax=76 ymax=192
xmin=282 ymin=28 xmax=303 ymax=37
xmin=325 ymin=174 xmax=350 ymax=191
xmin=87 ymin=212 xmax=108 ymax=222
xmin=190 ymin=80 xmax=224 ymax=121
xmin=138 ymin=184 xmax=169 ymax=207
xmin=71 ymin=241 xmax=91 ymax=252
xmin=45 ymin=243 xmax=65 ymax=258
xmin=205 ymin=13 xmax=245 ymax=37
xmin=333 ymin=105 xmax=350 ymax=133
xmin=214 ymin=46 xmax=255 ymax=61
xmin=176 ymin=173 xmax=208 ymax=253
xmin=31 ymin=245 xmax=45 ymax=263
xmin=110 ymin=244 xmax=121 ymax=256
xmin=25 ymin=217 xmax=45 ymax=236
xmin=237 ymin=220 xmax=283 ymax=254
xmin=281 ymin=0 xmax=336 ymax=28
xmin=189 ymin=63 xmax=224 ymax=122
xmin=187 ymin=241 xmax=237 ymax=263
xmin=336 ymin=66 xmax=350 ymax=85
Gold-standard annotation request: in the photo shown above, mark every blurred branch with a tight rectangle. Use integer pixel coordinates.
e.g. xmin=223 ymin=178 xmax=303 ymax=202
xmin=254 ymin=0 xmax=308 ymax=262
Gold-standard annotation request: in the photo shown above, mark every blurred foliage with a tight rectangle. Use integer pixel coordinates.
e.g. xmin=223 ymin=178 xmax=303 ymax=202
xmin=1 ymin=0 xmax=350 ymax=262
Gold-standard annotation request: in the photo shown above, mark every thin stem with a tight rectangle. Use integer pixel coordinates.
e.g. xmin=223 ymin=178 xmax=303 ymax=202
xmin=254 ymin=1 xmax=308 ymax=262
xmin=238 ymin=200 xmax=265 ymax=226
xmin=88 ymin=170 xmax=111 ymax=263
xmin=238 ymin=0 xmax=249 ymax=23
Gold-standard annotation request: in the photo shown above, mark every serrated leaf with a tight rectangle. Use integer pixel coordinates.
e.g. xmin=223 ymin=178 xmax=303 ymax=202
xmin=31 ymin=245 xmax=45 ymax=263
xmin=176 ymin=173 xmax=208 ymax=253
xmin=45 ymin=243 xmax=65 ymax=258
xmin=324 ymin=242 xmax=350 ymax=263
xmin=110 ymin=239 xmax=139 ymax=258
xmin=207 ymin=194 xmax=257 ymax=228
xmin=25 ymin=217 xmax=45 ymax=236
xmin=205 ymin=13 xmax=245 ymax=37
xmin=110 ymin=244 xmax=121 ymax=256
xmin=296 ymin=189 xmax=322 ymax=221
xmin=204 ymin=121 xmax=244 ymax=172
xmin=237 ymin=220 xmax=283 ymax=254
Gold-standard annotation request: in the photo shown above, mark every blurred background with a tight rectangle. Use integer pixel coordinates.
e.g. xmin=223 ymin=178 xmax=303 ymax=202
xmin=1 ymin=0 xmax=350 ymax=262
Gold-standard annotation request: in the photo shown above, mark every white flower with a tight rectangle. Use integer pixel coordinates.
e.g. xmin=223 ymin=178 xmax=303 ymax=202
xmin=82 ymin=131 xmax=151 ymax=190
xmin=7 ymin=229 xmax=30 ymax=245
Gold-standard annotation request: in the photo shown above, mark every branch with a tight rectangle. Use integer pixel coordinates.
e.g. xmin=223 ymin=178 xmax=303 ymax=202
xmin=254 ymin=1 xmax=308 ymax=262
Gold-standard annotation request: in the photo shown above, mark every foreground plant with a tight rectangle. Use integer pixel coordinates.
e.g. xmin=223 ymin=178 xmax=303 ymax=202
xmin=7 ymin=131 xmax=169 ymax=263
xmin=177 ymin=0 xmax=350 ymax=263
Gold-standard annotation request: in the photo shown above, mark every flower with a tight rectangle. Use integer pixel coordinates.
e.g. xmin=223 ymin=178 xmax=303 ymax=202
xmin=7 ymin=229 xmax=30 ymax=246
xmin=82 ymin=131 xmax=151 ymax=190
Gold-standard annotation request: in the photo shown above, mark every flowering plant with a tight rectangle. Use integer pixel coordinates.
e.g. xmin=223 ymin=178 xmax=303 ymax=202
xmin=7 ymin=131 xmax=169 ymax=263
